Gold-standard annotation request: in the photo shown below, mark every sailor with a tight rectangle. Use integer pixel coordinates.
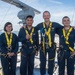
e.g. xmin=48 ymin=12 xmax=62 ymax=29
xmin=0 ymin=22 xmax=18 ymax=75
xmin=35 ymin=11 xmax=62 ymax=75
xmin=18 ymin=15 xmax=38 ymax=75
xmin=57 ymin=16 xmax=75 ymax=75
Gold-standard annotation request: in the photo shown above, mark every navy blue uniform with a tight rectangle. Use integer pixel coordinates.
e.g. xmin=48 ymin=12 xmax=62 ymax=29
xmin=35 ymin=22 xmax=62 ymax=75
xmin=18 ymin=26 xmax=38 ymax=75
xmin=0 ymin=33 xmax=18 ymax=75
xmin=56 ymin=27 xmax=75 ymax=75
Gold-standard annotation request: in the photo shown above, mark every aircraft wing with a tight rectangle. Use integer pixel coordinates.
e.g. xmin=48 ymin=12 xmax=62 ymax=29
xmin=1 ymin=0 xmax=41 ymax=14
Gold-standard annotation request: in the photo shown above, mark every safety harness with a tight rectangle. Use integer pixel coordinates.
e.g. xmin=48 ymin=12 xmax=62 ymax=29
xmin=43 ymin=22 xmax=52 ymax=47
xmin=24 ymin=26 xmax=34 ymax=44
xmin=5 ymin=32 xmax=12 ymax=48
xmin=62 ymin=27 xmax=74 ymax=52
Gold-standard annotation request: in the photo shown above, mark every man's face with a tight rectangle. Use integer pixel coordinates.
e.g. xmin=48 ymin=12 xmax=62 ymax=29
xmin=62 ymin=18 xmax=70 ymax=27
xmin=43 ymin=12 xmax=50 ymax=22
xmin=26 ymin=18 xmax=33 ymax=26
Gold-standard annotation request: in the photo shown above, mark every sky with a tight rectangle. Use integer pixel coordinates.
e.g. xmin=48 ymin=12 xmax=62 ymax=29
xmin=0 ymin=0 xmax=75 ymax=31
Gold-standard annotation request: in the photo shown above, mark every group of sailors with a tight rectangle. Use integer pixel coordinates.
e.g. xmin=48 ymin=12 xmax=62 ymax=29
xmin=0 ymin=11 xmax=75 ymax=75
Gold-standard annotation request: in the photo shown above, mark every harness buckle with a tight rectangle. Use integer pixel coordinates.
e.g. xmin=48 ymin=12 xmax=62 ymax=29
xmin=7 ymin=46 xmax=12 ymax=52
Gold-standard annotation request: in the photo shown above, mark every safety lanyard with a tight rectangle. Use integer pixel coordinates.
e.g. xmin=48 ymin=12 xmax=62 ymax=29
xmin=24 ymin=26 xmax=34 ymax=44
xmin=62 ymin=27 xmax=74 ymax=52
xmin=43 ymin=22 xmax=52 ymax=47
xmin=5 ymin=32 xmax=12 ymax=48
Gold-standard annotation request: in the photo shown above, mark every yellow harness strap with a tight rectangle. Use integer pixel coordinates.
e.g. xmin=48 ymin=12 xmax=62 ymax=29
xmin=49 ymin=58 xmax=55 ymax=61
xmin=43 ymin=22 xmax=52 ymax=47
xmin=62 ymin=27 xmax=74 ymax=52
xmin=24 ymin=26 xmax=34 ymax=44
xmin=5 ymin=32 xmax=12 ymax=48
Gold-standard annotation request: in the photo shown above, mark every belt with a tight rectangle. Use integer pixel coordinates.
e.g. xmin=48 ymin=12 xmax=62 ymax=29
xmin=29 ymin=46 xmax=33 ymax=49
xmin=64 ymin=50 xmax=67 ymax=52
xmin=22 ymin=44 xmax=34 ymax=49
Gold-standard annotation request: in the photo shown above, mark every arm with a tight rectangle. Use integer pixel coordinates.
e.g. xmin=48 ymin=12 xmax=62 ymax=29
xmin=35 ymin=30 xmax=39 ymax=51
xmin=54 ymin=22 xmax=63 ymax=35
xmin=0 ymin=34 xmax=8 ymax=54
xmin=18 ymin=28 xmax=27 ymax=43
xmin=13 ymin=35 xmax=19 ymax=54
xmin=35 ymin=23 xmax=43 ymax=30
xmin=34 ymin=30 xmax=39 ymax=56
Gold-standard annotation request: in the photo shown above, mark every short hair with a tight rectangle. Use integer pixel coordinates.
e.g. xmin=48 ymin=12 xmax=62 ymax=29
xmin=43 ymin=11 xmax=50 ymax=16
xmin=62 ymin=16 xmax=70 ymax=21
xmin=4 ymin=22 xmax=13 ymax=31
xmin=25 ymin=15 xmax=33 ymax=20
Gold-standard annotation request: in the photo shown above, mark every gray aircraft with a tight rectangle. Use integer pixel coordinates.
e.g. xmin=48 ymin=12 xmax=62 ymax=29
xmin=1 ymin=0 xmax=41 ymax=24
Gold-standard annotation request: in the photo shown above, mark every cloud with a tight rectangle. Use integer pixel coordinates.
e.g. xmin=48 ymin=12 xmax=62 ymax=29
xmin=51 ymin=10 xmax=75 ymax=26
xmin=47 ymin=0 xmax=63 ymax=5
xmin=0 ymin=0 xmax=75 ymax=31
xmin=52 ymin=12 xmax=73 ymax=17
xmin=20 ymin=0 xmax=39 ymax=4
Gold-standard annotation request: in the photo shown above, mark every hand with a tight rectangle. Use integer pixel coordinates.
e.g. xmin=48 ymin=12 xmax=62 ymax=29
xmin=26 ymin=34 xmax=30 ymax=40
xmin=29 ymin=35 xmax=32 ymax=39
xmin=7 ymin=52 xmax=15 ymax=57
xmin=7 ymin=52 xmax=11 ymax=57
xmin=70 ymin=51 xmax=75 ymax=57
xmin=10 ymin=52 xmax=15 ymax=56
xmin=35 ymin=51 xmax=38 ymax=56
xmin=72 ymin=26 xmax=75 ymax=29
xmin=72 ymin=51 xmax=75 ymax=56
